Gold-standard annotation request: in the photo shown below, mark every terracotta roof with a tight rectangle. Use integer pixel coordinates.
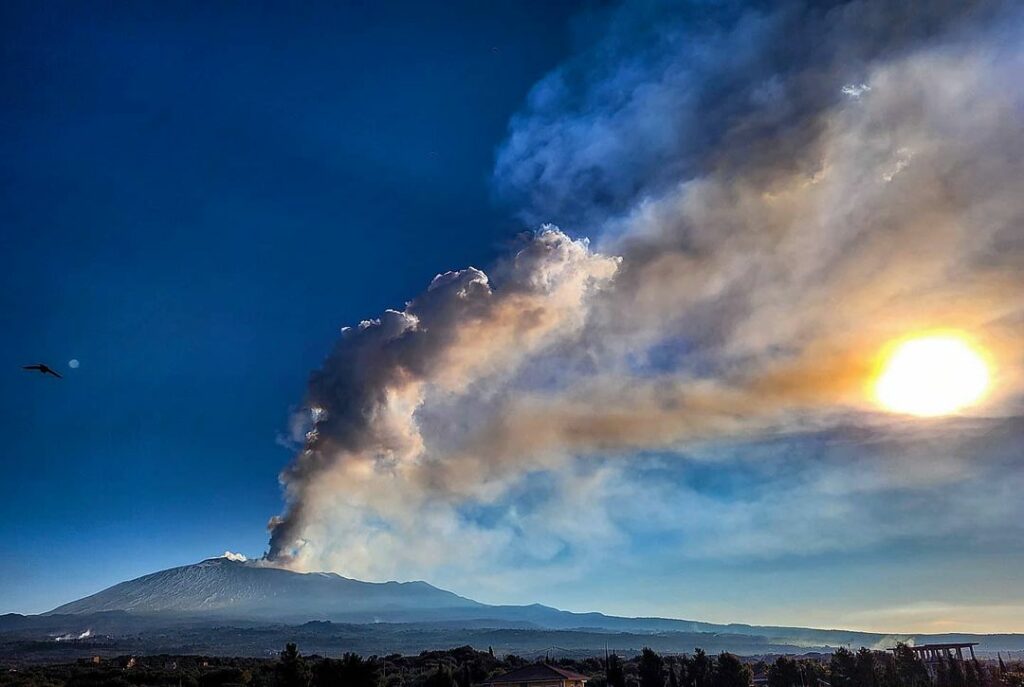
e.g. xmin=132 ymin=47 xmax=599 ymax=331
xmin=488 ymin=665 xmax=589 ymax=684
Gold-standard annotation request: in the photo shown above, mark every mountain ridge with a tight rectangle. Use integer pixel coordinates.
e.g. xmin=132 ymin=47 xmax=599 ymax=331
xmin=31 ymin=557 xmax=1024 ymax=655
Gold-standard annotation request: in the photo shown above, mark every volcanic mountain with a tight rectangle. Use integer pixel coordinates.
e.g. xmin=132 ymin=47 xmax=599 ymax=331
xmin=47 ymin=557 xmax=485 ymax=622
xmin=43 ymin=557 xmax=772 ymax=633
xmin=27 ymin=557 xmax=1023 ymax=657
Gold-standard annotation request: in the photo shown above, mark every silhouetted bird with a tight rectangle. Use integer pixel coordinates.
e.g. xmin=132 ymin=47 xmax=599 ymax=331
xmin=22 ymin=364 xmax=62 ymax=378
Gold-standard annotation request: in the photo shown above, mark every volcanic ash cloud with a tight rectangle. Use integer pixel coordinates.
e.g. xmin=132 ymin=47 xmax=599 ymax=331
xmin=266 ymin=229 xmax=620 ymax=570
xmin=265 ymin=0 xmax=1024 ymax=586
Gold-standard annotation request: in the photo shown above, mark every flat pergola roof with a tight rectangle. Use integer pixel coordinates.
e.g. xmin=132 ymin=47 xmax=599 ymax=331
xmin=890 ymin=643 xmax=978 ymax=662
xmin=900 ymin=644 xmax=979 ymax=651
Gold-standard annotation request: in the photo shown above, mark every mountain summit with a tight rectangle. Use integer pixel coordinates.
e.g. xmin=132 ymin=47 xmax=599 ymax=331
xmin=48 ymin=557 xmax=482 ymax=622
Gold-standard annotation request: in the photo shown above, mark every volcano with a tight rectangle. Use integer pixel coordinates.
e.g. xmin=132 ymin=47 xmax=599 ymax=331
xmin=22 ymin=557 xmax=1022 ymax=658
xmin=47 ymin=557 xmax=484 ymax=622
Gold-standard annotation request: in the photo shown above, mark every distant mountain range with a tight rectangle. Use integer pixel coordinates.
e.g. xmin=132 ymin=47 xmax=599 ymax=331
xmin=1 ymin=557 xmax=1021 ymax=661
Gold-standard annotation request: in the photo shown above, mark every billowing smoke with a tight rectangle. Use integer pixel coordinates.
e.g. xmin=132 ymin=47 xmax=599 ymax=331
xmin=267 ymin=230 xmax=619 ymax=566
xmin=265 ymin=0 xmax=1024 ymax=595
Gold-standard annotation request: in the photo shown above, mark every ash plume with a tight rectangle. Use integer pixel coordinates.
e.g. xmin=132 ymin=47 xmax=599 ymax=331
xmin=265 ymin=0 xmax=1024 ymax=593
xmin=267 ymin=229 xmax=619 ymax=564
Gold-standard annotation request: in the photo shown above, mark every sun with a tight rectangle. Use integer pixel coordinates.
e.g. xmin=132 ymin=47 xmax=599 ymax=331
xmin=873 ymin=333 xmax=992 ymax=417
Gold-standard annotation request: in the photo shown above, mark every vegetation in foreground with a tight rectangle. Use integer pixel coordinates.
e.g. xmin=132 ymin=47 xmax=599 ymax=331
xmin=2 ymin=643 xmax=1022 ymax=687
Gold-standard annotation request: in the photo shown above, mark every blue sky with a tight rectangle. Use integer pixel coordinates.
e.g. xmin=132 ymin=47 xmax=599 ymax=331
xmin=2 ymin=0 xmax=1023 ymax=634
xmin=0 ymin=0 xmax=582 ymax=612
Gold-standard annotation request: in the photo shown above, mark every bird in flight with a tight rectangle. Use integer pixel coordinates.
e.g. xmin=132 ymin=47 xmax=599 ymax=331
xmin=22 ymin=363 xmax=63 ymax=378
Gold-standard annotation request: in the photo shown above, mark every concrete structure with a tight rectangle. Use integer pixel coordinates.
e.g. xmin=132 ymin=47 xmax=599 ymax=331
xmin=484 ymin=665 xmax=589 ymax=687
xmin=892 ymin=643 xmax=979 ymax=680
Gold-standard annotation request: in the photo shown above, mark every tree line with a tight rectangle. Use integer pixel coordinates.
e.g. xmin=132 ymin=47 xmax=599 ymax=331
xmin=2 ymin=642 xmax=1022 ymax=687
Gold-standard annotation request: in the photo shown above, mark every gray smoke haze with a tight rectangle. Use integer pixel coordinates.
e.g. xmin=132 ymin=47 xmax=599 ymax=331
xmin=265 ymin=0 xmax=1024 ymax=601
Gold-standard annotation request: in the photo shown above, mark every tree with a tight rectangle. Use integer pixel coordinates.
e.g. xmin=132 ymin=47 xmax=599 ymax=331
xmin=640 ymin=649 xmax=666 ymax=687
xmin=691 ymin=650 xmax=713 ymax=687
xmin=713 ymin=653 xmax=752 ymax=687
xmin=769 ymin=657 xmax=801 ymax=687
xmin=831 ymin=649 xmax=857 ymax=687
xmin=948 ymin=657 xmax=965 ymax=687
xmin=854 ymin=649 xmax=879 ymax=687
xmin=891 ymin=644 xmax=929 ymax=687
xmin=677 ymin=659 xmax=691 ymax=687
xmin=801 ymin=660 xmax=827 ymax=687
xmin=276 ymin=644 xmax=310 ymax=687
xmin=423 ymin=665 xmax=456 ymax=687
xmin=879 ymin=653 xmax=898 ymax=687
xmin=312 ymin=653 xmax=379 ymax=687
xmin=963 ymin=660 xmax=981 ymax=687
xmin=200 ymin=668 xmax=249 ymax=687
xmin=670 ymin=665 xmax=680 ymax=687
xmin=608 ymin=654 xmax=627 ymax=687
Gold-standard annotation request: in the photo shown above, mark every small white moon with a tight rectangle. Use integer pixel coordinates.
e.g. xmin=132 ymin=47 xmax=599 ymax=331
xmin=68 ymin=359 xmax=80 ymax=369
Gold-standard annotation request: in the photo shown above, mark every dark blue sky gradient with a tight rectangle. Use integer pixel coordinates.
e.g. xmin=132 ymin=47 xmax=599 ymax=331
xmin=0 ymin=0 xmax=587 ymax=612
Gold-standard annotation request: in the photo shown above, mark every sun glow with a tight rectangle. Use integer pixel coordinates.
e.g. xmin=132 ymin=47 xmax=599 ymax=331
xmin=874 ymin=334 xmax=992 ymax=417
